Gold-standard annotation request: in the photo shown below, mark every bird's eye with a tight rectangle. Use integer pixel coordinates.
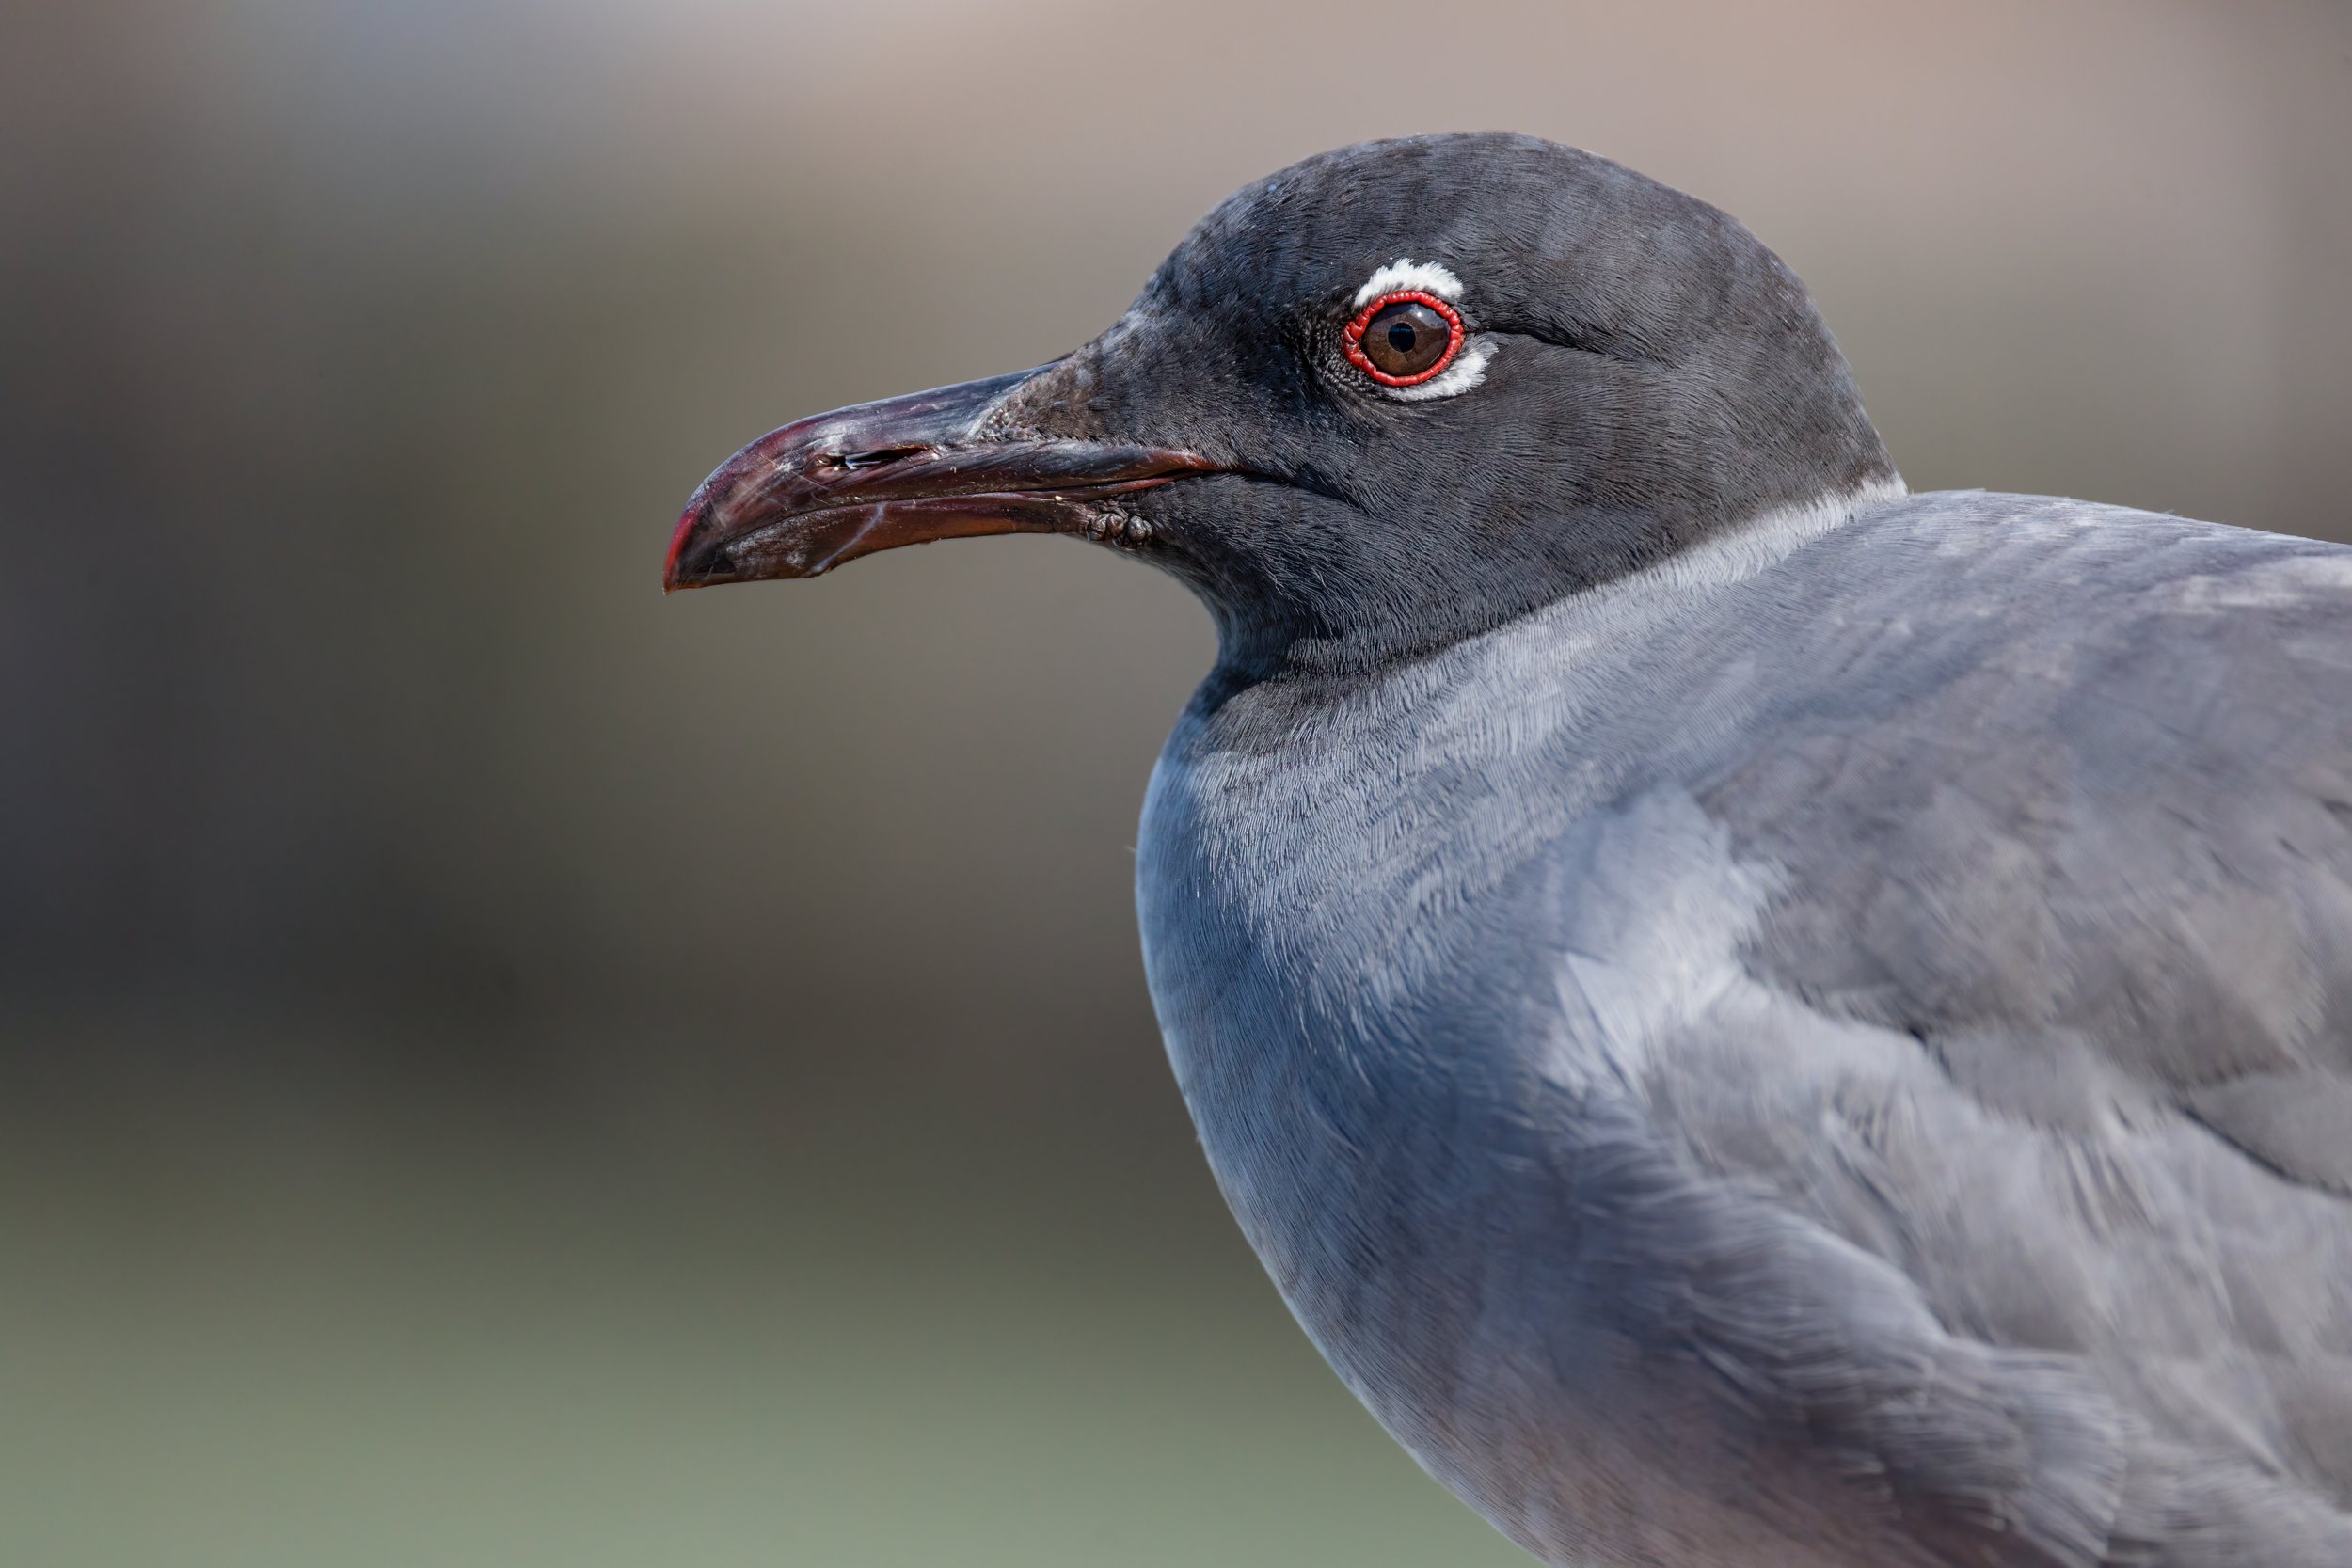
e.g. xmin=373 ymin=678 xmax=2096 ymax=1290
xmin=1343 ymin=291 xmax=1464 ymax=387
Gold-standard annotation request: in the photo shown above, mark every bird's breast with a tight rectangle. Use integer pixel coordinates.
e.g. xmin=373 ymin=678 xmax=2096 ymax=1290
xmin=1132 ymin=652 xmax=1648 ymax=1468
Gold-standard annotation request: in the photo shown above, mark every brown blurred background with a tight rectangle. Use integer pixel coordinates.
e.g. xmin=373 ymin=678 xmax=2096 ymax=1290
xmin=3 ymin=2 xmax=2347 ymax=1563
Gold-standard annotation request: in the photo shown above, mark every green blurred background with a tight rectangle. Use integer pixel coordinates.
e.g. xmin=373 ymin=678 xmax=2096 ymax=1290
xmin=4 ymin=2 xmax=2348 ymax=1563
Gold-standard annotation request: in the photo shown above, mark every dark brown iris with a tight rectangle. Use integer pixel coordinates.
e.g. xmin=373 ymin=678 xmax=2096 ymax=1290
xmin=1359 ymin=299 xmax=1454 ymax=379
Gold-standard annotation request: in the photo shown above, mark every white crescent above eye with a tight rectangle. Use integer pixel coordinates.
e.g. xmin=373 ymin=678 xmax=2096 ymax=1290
xmin=1352 ymin=258 xmax=1466 ymax=308
xmin=1351 ymin=258 xmax=1493 ymax=400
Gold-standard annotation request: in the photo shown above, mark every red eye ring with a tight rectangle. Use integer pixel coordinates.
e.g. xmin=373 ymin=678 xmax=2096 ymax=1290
xmin=1343 ymin=290 xmax=1467 ymax=387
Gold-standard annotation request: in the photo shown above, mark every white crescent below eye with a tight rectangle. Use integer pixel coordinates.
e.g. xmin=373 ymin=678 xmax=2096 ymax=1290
xmin=1380 ymin=335 xmax=1494 ymax=401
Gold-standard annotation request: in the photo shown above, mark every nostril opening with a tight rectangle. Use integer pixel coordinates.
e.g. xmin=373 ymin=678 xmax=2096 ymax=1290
xmin=827 ymin=445 xmax=928 ymax=472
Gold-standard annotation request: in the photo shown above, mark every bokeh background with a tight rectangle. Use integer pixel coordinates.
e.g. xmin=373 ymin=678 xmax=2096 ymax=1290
xmin=5 ymin=2 xmax=2348 ymax=1563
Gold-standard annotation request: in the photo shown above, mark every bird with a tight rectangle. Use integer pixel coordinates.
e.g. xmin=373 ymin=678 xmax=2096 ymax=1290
xmin=664 ymin=134 xmax=2352 ymax=1567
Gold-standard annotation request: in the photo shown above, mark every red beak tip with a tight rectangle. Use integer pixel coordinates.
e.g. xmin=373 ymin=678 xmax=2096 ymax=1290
xmin=662 ymin=505 xmax=704 ymax=594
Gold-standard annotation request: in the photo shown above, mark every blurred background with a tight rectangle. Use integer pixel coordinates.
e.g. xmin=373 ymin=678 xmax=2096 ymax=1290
xmin=3 ymin=2 xmax=2347 ymax=1563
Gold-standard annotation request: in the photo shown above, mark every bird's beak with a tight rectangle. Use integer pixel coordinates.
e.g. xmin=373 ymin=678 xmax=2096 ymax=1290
xmin=665 ymin=368 xmax=1216 ymax=591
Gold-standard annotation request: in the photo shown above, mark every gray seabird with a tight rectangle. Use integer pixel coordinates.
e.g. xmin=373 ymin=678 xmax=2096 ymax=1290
xmin=666 ymin=135 xmax=2352 ymax=1567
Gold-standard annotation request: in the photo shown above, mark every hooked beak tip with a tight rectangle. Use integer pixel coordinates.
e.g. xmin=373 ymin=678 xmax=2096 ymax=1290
xmin=661 ymin=500 xmax=697 ymax=590
xmin=663 ymin=495 xmax=746 ymax=593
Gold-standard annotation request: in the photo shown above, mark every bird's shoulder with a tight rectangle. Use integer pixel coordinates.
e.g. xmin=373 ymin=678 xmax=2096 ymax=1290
xmin=1697 ymin=488 xmax=2352 ymax=1192
xmin=1523 ymin=491 xmax=2352 ymax=1563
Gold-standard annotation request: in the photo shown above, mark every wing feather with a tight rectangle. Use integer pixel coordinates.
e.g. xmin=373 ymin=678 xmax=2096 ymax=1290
xmin=1565 ymin=496 xmax=2352 ymax=1563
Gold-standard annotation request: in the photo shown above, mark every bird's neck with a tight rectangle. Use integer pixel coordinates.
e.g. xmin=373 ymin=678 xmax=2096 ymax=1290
xmin=1199 ymin=476 xmax=1907 ymax=695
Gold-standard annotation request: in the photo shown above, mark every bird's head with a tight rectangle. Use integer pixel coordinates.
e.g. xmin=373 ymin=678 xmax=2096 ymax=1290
xmin=666 ymin=134 xmax=1897 ymax=676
